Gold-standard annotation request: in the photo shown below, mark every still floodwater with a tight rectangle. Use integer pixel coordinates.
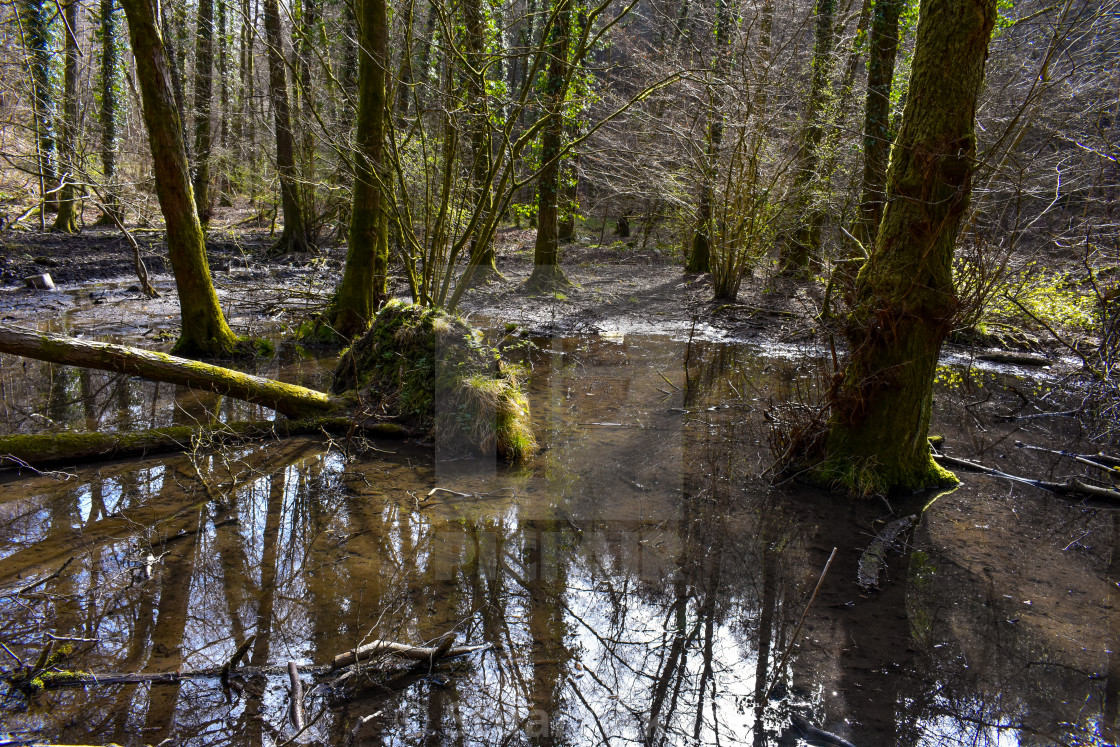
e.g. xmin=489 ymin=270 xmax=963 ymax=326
xmin=0 ymin=331 xmax=1115 ymax=746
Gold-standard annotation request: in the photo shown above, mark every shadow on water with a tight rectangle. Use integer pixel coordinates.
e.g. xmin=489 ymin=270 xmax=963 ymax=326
xmin=0 ymin=333 xmax=1115 ymax=745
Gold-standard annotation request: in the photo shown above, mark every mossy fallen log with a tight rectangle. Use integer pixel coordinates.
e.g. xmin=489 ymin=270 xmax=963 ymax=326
xmin=0 ymin=302 xmax=536 ymax=465
xmin=0 ymin=418 xmax=411 ymax=470
xmin=0 ymin=324 xmax=341 ymax=418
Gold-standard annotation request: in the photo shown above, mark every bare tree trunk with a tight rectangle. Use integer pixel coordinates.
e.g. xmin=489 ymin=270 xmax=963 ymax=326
xmin=51 ymin=0 xmax=80 ymax=233
xmin=120 ymin=0 xmax=242 ymax=357
xmin=816 ymin=0 xmax=997 ymax=496
xmin=264 ymin=0 xmax=311 ymax=252
xmin=779 ymin=0 xmax=836 ymax=276
xmin=323 ymin=0 xmax=389 ymax=338
xmin=685 ymin=0 xmax=733 ymax=274
xmin=464 ymin=0 xmax=500 ymax=280
xmin=527 ymin=0 xmax=573 ymax=291
xmin=192 ymin=0 xmax=215 ymax=223
xmin=855 ymin=0 xmax=904 ymax=248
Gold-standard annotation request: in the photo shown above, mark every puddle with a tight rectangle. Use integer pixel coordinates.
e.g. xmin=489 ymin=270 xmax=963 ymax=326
xmin=0 ymin=333 xmax=1115 ymax=746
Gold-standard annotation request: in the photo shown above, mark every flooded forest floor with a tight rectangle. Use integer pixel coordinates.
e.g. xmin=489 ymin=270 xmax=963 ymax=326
xmin=0 ymin=224 xmax=1117 ymax=746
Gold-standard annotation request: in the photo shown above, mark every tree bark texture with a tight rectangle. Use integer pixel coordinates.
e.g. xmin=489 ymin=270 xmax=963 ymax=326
xmin=528 ymin=0 xmax=573 ymax=290
xmin=120 ymin=0 xmax=241 ymax=357
xmin=856 ymin=0 xmax=905 ymax=249
xmin=264 ymin=0 xmax=311 ymax=253
xmin=818 ymin=0 xmax=997 ymax=496
xmin=326 ymin=0 xmax=389 ymax=337
xmin=192 ymin=0 xmax=215 ymax=223
xmin=51 ymin=0 xmax=80 ymax=233
xmin=0 ymin=325 xmax=340 ymax=418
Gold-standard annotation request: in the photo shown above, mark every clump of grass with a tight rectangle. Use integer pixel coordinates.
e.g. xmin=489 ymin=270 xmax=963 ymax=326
xmin=332 ymin=300 xmax=536 ymax=461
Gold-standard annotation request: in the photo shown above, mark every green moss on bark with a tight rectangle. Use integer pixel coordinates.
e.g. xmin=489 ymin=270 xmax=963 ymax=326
xmin=812 ymin=0 xmax=996 ymax=498
xmin=332 ymin=301 xmax=536 ymax=461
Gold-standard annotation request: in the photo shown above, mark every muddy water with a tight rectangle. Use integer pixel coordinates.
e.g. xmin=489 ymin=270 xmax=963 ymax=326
xmin=0 ymin=333 xmax=1116 ymax=746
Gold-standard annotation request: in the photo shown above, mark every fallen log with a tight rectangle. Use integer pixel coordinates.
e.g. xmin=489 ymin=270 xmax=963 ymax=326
xmin=933 ymin=453 xmax=1120 ymax=501
xmin=0 ymin=417 xmax=411 ymax=470
xmin=0 ymin=302 xmax=537 ymax=462
xmin=0 ymin=323 xmax=343 ymax=418
xmin=332 ymin=636 xmax=488 ymax=669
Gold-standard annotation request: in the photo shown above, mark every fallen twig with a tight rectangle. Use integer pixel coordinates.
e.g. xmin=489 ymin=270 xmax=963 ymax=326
xmin=765 ymin=548 xmax=836 ymax=700
xmin=220 ymin=635 xmax=255 ymax=687
xmin=934 ymin=453 xmax=1120 ymax=501
xmin=14 ymin=557 xmax=75 ymax=597
xmin=1015 ymin=441 xmax=1120 ymax=478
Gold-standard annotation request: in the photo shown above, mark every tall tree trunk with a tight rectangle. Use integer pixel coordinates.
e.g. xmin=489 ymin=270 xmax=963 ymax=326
xmin=779 ymin=0 xmax=836 ymax=276
xmin=51 ymin=0 xmax=80 ymax=233
xmin=394 ymin=0 xmax=416 ymax=117
xmin=855 ymin=0 xmax=904 ymax=248
xmin=527 ymin=0 xmax=573 ymax=291
xmin=264 ymin=0 xmax=311 ymax=252
xmin=192 ymin=0 xmax=215 ymax=223
xmin=217 ymin=0 xmax=233 ymax=204
xmin=160 ymin=0 xmax=190 ymax=157
xmin=685 ymin=0 xmax=733 ymax=274
xmin=816 ymin=0 xmax=997 ymax=496
xmin=296 ymin=0 xmax=318 ymax=195
xmin=464 ymin=0 xmax=499 ymax=280
xmin=21 ymin=0 xmax=59 ymax=215
xmin=322 ymin=0 xmax=389 ymax=338
xmin=98 ymin=0 xmax=124 ymax=223
xmin=119 ymin=0 xmax=243 ymax=357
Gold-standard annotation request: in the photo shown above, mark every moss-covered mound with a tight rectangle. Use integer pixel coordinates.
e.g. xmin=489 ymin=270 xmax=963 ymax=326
xmin=332 ymin=301 xmax=536 ymax=461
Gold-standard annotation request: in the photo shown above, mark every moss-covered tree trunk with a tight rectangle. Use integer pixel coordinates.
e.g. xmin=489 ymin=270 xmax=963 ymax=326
xmin=97 ymin=0 xmax=124 ymax=224
xmin=323 ymin=0 xmax=389 ymax=338
xmin=527 ymin=0 xmax=573 ymax=291
xmin=779 ymin=0 xmax=835 ymax=276
xmin=51 ymin=0 xmax=80 ymax=233
xmin=817 ymin=0 xmax=996 ymax=496
xmin=264 ymin=0 xmax=311 ymax=253
xmin=119 ymin=0 xmax=242 ymax=358
xmin=855 ymin=0 xmax=905 ymax=249
xmin=21 ymin=0 xmax=58 ymax=216
xmin=191 ymin=0 xmax=215 ymax=224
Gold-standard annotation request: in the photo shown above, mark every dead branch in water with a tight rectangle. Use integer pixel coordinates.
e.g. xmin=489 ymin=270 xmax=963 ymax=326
xmin=933 ymin=452 xmax=1120 ymax=501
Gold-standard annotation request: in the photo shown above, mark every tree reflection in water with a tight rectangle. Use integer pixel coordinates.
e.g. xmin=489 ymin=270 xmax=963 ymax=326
xmin=0 ymin=335 xmax=1115 ymax=745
